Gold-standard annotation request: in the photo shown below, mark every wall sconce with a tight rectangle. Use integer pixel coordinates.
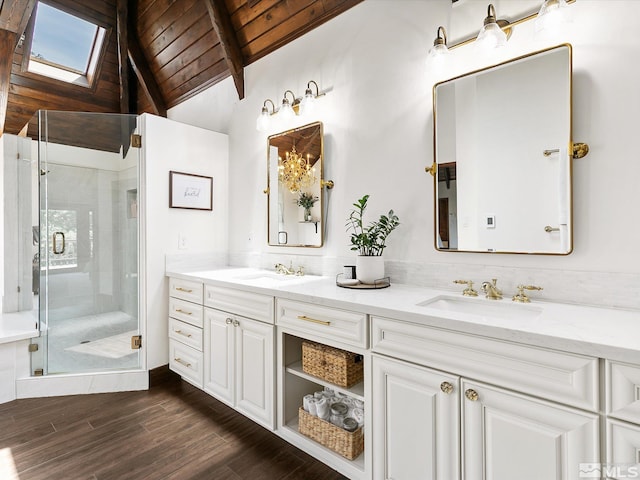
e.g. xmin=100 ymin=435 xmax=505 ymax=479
xmin=430 ymin=0 xmax=576 ymax=54
xmin=476 ymin=4 xmax=509 ymax=49
xmin=535 ymin=0 xmax=570 ymax=33
xmin=256 ymin=80 xmax=327 ymax=132
xmin=256 ymin=99 xmax=276 ymax=132
xmin=427 ymin=26 xmax=449 ymax=61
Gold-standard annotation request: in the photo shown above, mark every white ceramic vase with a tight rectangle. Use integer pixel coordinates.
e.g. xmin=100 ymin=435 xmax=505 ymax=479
xmin=356 ymin=255 xmax=385 ymax=284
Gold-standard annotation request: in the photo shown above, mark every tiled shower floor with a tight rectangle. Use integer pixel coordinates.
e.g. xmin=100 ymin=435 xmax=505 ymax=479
xmin=46 ymin=310 xmax=139 ymax=374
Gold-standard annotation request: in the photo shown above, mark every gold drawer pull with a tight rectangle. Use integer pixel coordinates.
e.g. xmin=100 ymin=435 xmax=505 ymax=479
xmin=297 ymin=315 xmax=331 ymax=326
xmin=175 ymin=308 xmax=193 ymax=315
xmin=465 ymin=389 xmax=479 ymax=402
xmin=174 ymin=329 xmax=192 ymax=338
xmin=176 ymin=287 xmax=193 ymax=293
xmin=174 ymin=357 xmax=191 ymax=368
xmin=440 ymin=381 xmax=454 ymax=395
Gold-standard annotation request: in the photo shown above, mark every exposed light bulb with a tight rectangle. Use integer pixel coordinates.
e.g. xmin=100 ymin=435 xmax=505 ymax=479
xmin=279 ymin=98 xmax=294 ymax=121
xmin=535 ymin=0 xmax=570 ymax=33
xmin=256 ymin=107 xmax=270 ymax=132
xmin=476 ymin=4 xmax=507 ymax=50
xmin=299 ymin=89 xmax=316 ymax=117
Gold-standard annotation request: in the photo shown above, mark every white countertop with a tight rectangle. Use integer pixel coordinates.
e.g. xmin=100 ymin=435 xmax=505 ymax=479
xmin=0 ymin=309 xmax=39 ymax=345
xmin=167 ymin=267 xmax=640 ymax=364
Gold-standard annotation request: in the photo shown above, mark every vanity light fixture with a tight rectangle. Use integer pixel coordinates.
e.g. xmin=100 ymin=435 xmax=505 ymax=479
xmin=428 ymin=26 xmax=450 ymax=61
xmin=256 ymin=80 xmax=327 ymax=132
xmin=299 ymin=80 xmax=325 ymax=117
xmin=535 ymin=0 xmax=570 ymax=33
xmin=476 ymin=4 xmax=509 ymax=49
xmin=279 ymin=90 xmax=296 ymax=122
xmin=445 ymin=0 xmax=576 ymax=51
xmin=256 ymin=99 xmax=276 ymax=132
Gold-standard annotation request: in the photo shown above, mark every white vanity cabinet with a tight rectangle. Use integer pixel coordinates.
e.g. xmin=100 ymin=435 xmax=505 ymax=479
xmin=605 ymin=360 xmax=640 ymax=476
xmin=168 ymin=278 xmax=204 ymax=388
xmin=204 ymin=285 xmax=275 ymax=429
xmin=371 ymin=355 xmax=459 ymax=480
xmin=276 ymin=298 xmax=369 ymax=480
xmin=371 ymin=315 xmax=601 ymax=480
xmin=462 ymin=379 xmax=598 ymax=480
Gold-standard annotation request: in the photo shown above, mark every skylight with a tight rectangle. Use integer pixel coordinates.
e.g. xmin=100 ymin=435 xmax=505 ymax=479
xmin=27 ymin=2 xmax=106 ymax=87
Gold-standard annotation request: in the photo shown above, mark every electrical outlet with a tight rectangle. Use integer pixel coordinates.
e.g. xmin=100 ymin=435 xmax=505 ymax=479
xmin=178 ymin=233 xmax=187 ymax=250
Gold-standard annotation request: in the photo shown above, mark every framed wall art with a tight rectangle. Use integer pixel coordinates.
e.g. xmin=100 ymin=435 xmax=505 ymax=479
xmin=169 ymin=171 xmax=213 ymax=210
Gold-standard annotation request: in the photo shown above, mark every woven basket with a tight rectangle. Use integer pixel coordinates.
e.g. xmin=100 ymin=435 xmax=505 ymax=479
xmin=301 ymin=341 xmax=364 ymax=388
xmin=298 ymin=407 xmax=364 ymax=460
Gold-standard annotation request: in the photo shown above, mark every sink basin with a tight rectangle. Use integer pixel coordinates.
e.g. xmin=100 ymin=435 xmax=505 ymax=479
xmin=229 ymin=270 xmax=320 ymax=286
xmin=417 ymin=295 xmax=542 ymax=321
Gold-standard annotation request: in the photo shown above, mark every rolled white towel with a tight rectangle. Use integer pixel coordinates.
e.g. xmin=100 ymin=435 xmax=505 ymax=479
xmin=314 ymin=390 xmax=324 ymax=400
xmin=303 ymin=394 xmax=316 ymax=415
xmin=352 ymin=407 xmax=364 ymax=426
xmin=316 ymin=397 xmax=330 ymax=420
xmin=353 ymin=399 xmax=364 ymax=410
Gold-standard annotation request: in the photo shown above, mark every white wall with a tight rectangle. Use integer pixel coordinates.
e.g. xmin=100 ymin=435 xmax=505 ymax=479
xmin=168 ymin=0 xmax=640 ymax=309
xmin=141 ymin=114 xmax=228 ymax=368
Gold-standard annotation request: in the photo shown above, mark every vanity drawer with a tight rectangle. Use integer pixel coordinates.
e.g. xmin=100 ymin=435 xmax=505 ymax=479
xmin=205 ymin=285 xmax=274 ymax=324
xmin=169 ymin=277 xmax=203 ymax=304
xmin=606 ymin=360 xmax=640 ymax=423
xmin=169 ymin=339 xmax=203 ymax=388
xmin=371 ymin=316 xmax=598 ymax=411
xmin=169 ymin=297 xmax=203 ymax=328
xmin=277 ymin=299 xmax=367 ymax=348
xmin=169 ymin=317 xmax=203 ymax=351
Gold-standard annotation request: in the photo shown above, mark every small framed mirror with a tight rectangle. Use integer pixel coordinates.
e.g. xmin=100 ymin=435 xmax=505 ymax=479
xmin=433 ymin=44 xmax=573 ymax=255
xmin=267 ymin=121 xmax=325 ymax=247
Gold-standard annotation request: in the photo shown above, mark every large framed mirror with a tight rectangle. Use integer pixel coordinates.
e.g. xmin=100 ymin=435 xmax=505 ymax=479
xmin=267 ymin=121 xmax=325 ymax=247
xmin=433 ymin=44 xmax=573 ymax=255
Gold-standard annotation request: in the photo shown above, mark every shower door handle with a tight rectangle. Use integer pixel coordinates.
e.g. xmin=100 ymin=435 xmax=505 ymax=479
xmin=52 ymin=232 xmax=65 ymax=254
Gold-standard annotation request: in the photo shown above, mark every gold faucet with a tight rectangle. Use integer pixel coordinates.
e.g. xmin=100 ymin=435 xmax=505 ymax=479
xmin=453 ymin=279 xmax=478 ymax=297
xmin=275 ymin=261 xmax=304 ymax=276
xmin=512 ymin=284 xmax=543 ymax=303
xmin=275 ymin=261 xmax=295 ymax=275
xmin=481 ymin=279 xmax=503 ymax=300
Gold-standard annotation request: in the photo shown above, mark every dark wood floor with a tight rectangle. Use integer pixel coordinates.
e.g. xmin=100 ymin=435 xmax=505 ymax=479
xmin=0 ymin=368 xmax=348 ymax=480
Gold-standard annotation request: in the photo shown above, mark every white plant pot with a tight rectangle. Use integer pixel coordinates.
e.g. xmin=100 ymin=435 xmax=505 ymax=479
xmin=356 ymin=255 xmax=385 ymax=284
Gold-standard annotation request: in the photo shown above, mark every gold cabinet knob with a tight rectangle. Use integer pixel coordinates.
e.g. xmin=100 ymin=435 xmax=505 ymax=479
xmin=440 ymin=381 xmax=454 ymax=394
xmin=233 ymin=319 xmax=240 ymax=327
xmin=465 ymin=389 xmax=479 ymax=402
xmin=225 ymin=318 xmax=233 ymax=325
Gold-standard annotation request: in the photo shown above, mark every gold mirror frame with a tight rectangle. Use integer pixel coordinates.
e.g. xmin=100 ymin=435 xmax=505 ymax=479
xmin=265 ymin=121 xmax=326 ymax=247
xmin=426 ymin=44 xmax=576 ymax=255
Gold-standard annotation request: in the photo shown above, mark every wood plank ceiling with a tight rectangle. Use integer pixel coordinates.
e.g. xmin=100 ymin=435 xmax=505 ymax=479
xmin=0 ymin=0 xmax=363 ymax=151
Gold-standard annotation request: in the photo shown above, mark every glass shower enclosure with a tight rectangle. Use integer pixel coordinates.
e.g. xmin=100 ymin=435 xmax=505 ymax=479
xmin=32 ymin=110 xmax=142 ymax=375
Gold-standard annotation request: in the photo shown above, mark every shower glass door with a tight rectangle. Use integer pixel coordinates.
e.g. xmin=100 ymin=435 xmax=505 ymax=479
xmin=38 ymin=111 xmax=141 ymax=374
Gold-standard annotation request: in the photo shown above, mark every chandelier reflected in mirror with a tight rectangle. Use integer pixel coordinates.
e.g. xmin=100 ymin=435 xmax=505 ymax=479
xmin=278 ymin=144 xmax=317 ymax=193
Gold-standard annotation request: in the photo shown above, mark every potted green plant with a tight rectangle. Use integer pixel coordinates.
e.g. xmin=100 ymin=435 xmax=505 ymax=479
xmin=345 ymin=194 xmax=400 ymax=283
xmin=296 ymin=192 xmax=318 ymax=221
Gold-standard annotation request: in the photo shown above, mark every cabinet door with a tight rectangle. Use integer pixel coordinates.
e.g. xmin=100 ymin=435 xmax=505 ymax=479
xmin=372 ymin=355 xmax=460 ymax=480
xmin=607 ymin=418 xmax=640 ymax=478
xmin=462 ymin=379 xmax=599 ymax=480
xmin=235 ymin=316 xmax=274 ymax=429
xmin=203 ymin=308 xmax=234 ymax=405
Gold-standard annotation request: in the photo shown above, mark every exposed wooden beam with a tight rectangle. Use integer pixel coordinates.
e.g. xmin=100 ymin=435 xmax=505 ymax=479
xmin=126 ymin=0 xmax=166 ymax=117
xmin=205 ymin=0 xmax=245 ymax=100
xmin=128 ymin=35 xmax=167 ymax=117
xmin=12 ymin=0 xmax=36 ymax=49
xmin=0 ymin=28 xmax=17 ymax=136
xmin=116 ymin=0 xmax=130 ymax=114
xmin=0 ymin=0 xmax=35 ymax=32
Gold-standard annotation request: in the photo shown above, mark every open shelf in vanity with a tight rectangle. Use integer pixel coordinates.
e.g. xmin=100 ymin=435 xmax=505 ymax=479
xmin=278 ymin=332 xmax=367 ymax=479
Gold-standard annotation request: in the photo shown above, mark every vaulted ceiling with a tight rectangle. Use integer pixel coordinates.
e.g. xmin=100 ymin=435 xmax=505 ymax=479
xmin=0 ymin=0 xmax=363 ymax=149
